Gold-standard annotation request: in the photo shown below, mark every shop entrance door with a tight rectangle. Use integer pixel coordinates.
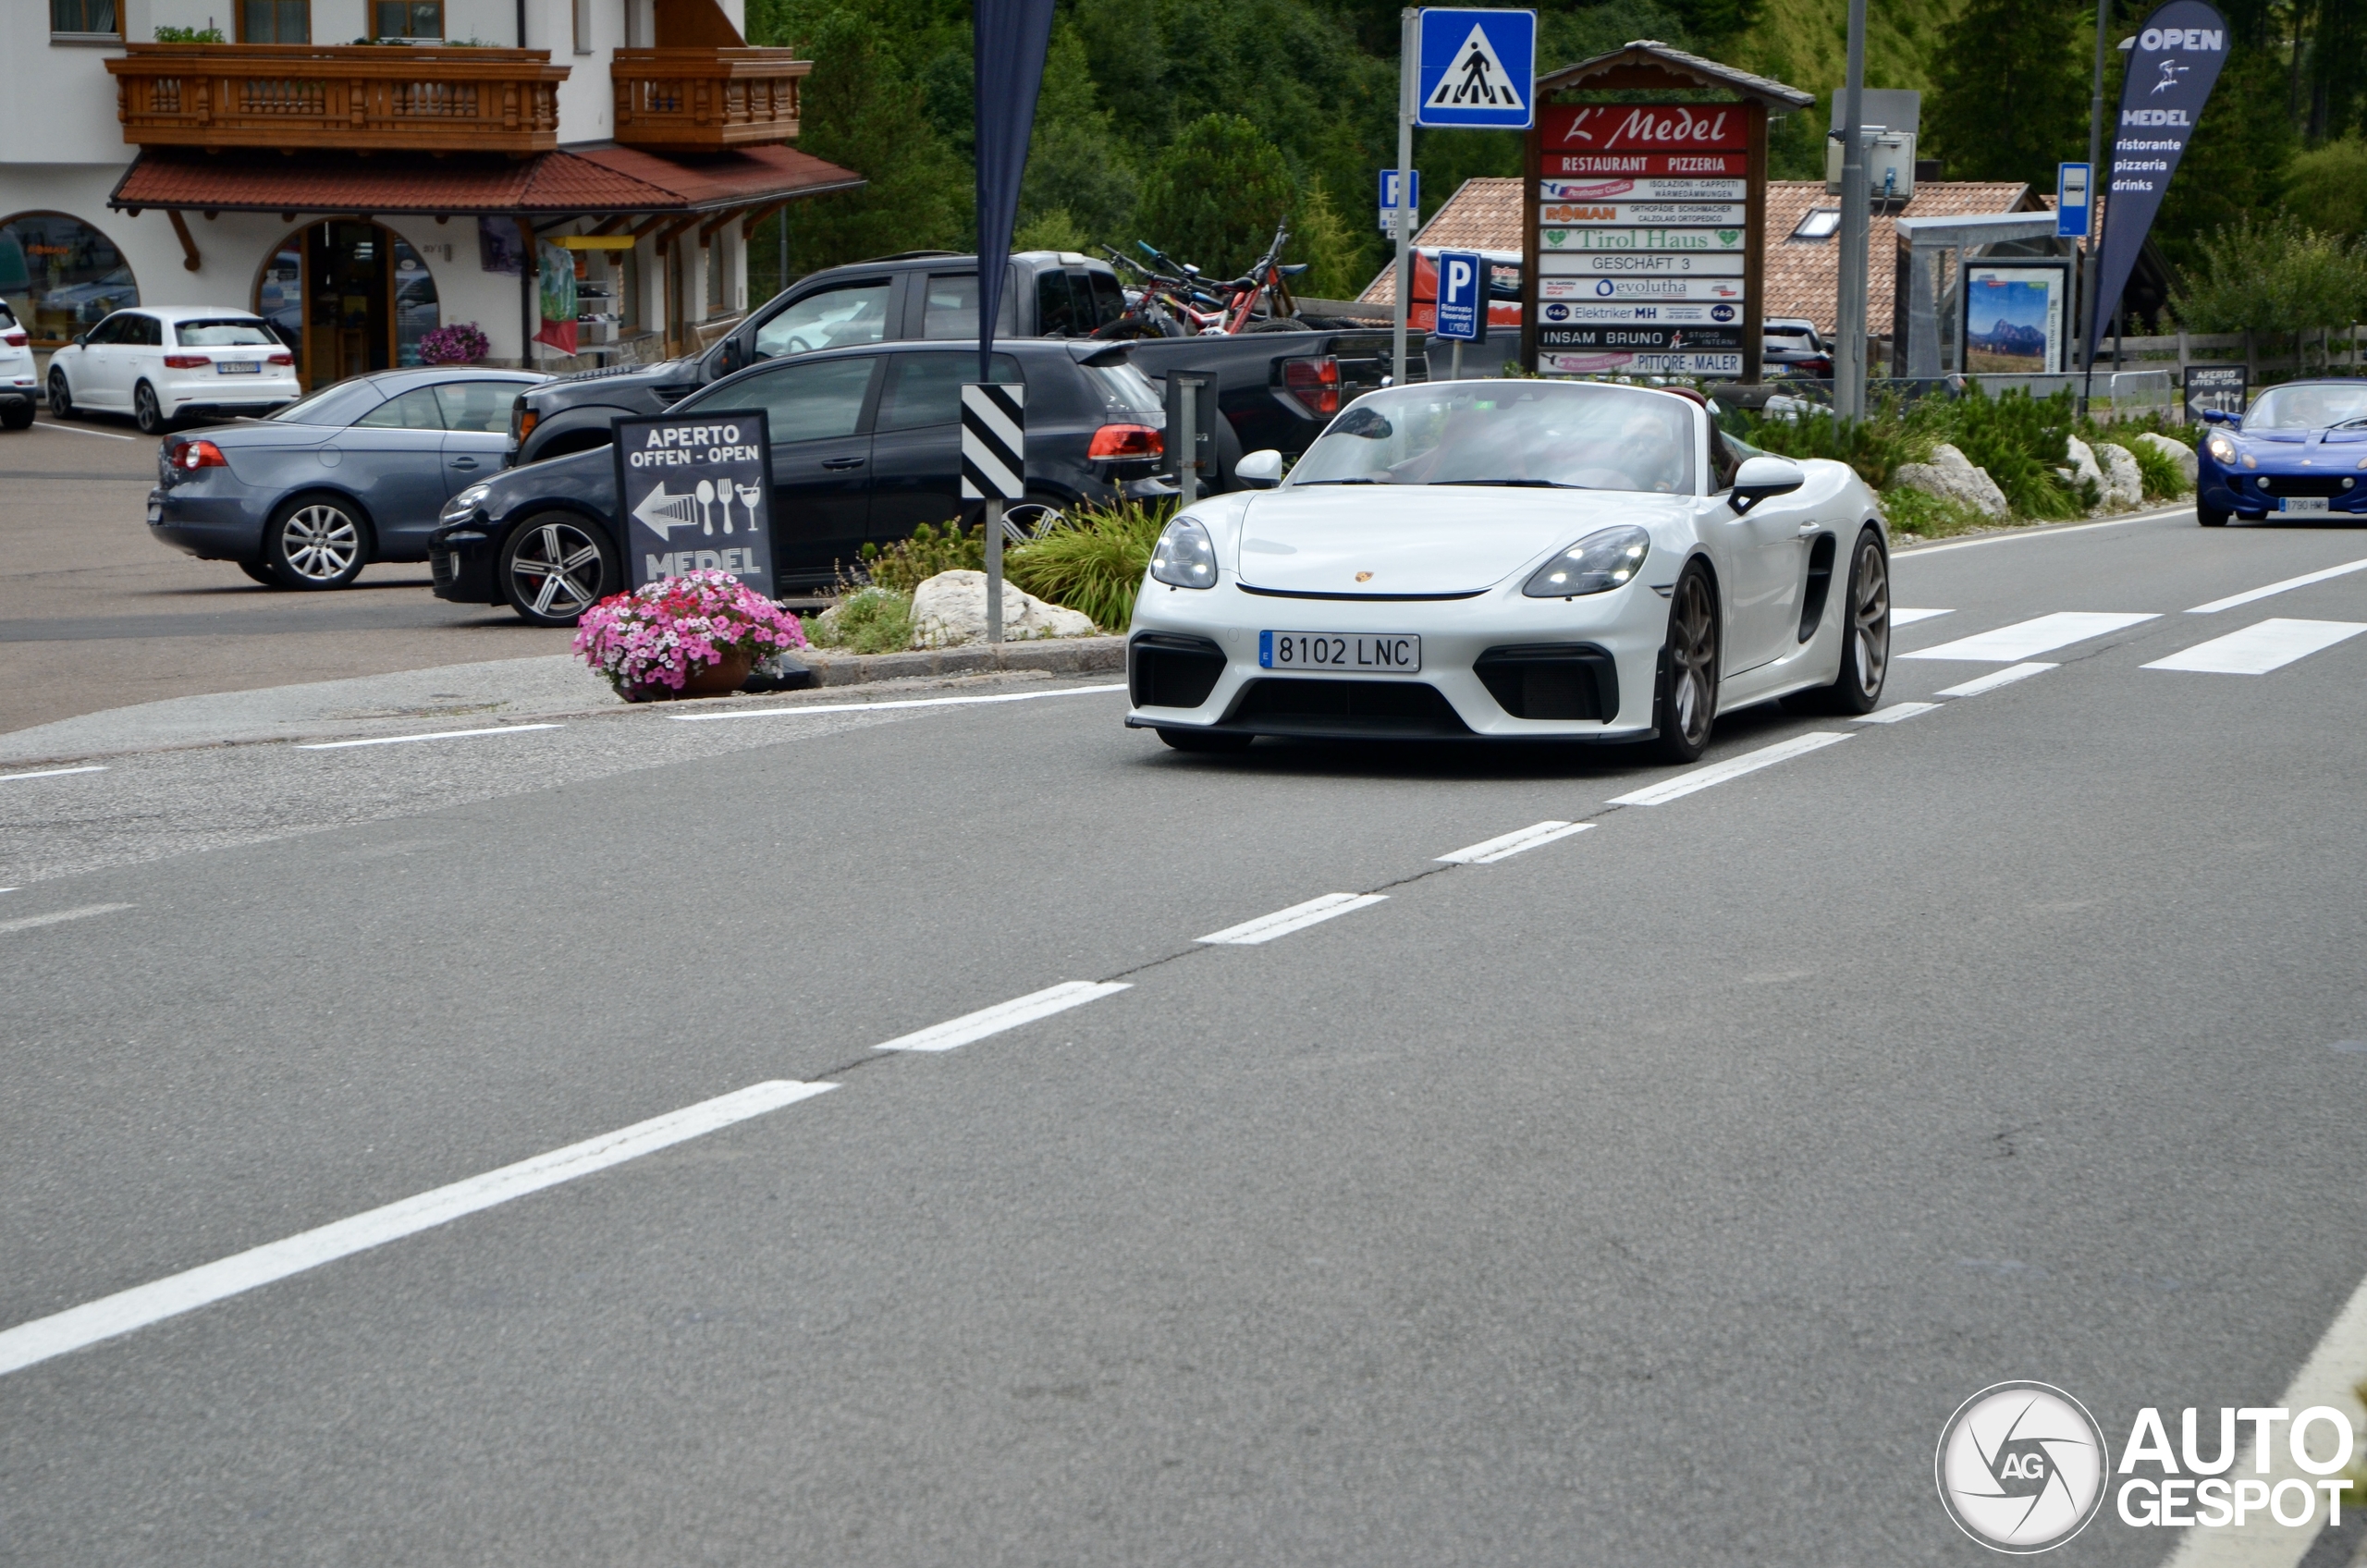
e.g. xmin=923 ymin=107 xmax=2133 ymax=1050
xmin=257 ymin=222 xmax=440 ymax=391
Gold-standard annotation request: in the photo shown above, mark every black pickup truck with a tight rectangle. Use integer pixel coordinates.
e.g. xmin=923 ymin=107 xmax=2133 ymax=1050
xmin=508 ymin=249 xmax=1418 ymax=489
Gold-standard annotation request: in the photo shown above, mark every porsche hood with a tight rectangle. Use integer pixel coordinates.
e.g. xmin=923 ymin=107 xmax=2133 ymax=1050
xmin=1232 ymin=485 xmax=1680 ymax=596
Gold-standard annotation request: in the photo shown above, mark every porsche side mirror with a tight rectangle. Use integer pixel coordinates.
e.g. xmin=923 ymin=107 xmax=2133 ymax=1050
xmin=1729 ymin=454 xmax=1806 ymax=512
xmin=1237 ymin=448 xmax=1284 ymax=489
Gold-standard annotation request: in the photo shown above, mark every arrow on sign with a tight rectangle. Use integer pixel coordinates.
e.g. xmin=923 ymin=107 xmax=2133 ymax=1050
xmin=632 ymin=483 xmax=702 ymax=540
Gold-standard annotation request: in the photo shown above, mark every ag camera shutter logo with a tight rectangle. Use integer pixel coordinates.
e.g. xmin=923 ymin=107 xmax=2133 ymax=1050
xmin=1936 ymin=1382 xmax=2109 ymax=1552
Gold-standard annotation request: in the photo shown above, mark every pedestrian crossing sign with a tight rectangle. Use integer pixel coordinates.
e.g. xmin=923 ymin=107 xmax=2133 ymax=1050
xmin=1417 ymin=9 xmax=1535 ymax=129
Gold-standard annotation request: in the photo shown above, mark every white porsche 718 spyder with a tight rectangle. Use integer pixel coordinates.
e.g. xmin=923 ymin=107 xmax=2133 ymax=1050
xmin=1124 ymin=379 xmax=1891 ymax=762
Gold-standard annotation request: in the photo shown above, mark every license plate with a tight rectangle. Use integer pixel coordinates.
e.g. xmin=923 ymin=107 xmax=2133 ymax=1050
xmin=215 ymin=361 xmax=261 ymax=374
xmin=146 ymin=503 xmax=162 ymax=523
xmin=1259 ymin=631 xmax=1421 ymax=673
xmin=2279 ymin=496 xmax=2330 ymax=515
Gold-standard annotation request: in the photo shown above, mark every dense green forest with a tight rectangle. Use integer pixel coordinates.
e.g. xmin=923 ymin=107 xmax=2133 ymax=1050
xmin=743 ymin=0 xmax=2365 ymax=305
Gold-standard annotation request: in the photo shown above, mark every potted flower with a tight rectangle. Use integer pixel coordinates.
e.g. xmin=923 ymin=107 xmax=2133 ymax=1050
xmin=573 ymin=570 xmax=807 ymax=702
xmin=418 ymin=322 xmax=489 ymax=365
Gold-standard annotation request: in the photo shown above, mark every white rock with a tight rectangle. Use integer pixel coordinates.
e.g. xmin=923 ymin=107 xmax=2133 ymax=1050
xmin=2065 ymin=436 xmax=2108 ymax=505
xmin=910 ymin=570 xmax=1098 ymax=646
xmin=2134 ymin=430 xmax=2198 ymax=489
xmin=2092 ymin=442 xmax=2144 ymax=510
xmin=1891 ymin=443 xmax=2010 ymax=518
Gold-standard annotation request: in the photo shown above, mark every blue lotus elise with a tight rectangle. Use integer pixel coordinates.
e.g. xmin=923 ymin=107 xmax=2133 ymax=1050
xmin=2196 ymin=379 xmax=2367 ymax=527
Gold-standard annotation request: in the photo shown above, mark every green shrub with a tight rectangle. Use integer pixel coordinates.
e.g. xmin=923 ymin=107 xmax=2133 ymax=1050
xmin=1730 ymin=398 xmax=1925 ymax=489
xmin=154 ymin=23 xmax=226 ymax=40
xmin=1881 ymin=487 xmax=1995 ymax=540
xmin=2127 ymin=439 xmax=2193 ymax=500
xmin=1919 ymin=385 xmax=2085 ymax=520
xmin=1005 ymin=498 xmax=1166 ymax=631
xmin=807 ymin=585 xmax=913 ymax=653
xmin=856 ymin=520 xmax=983 ymax=593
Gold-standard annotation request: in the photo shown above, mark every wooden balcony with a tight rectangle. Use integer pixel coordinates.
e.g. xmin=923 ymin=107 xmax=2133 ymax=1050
xmin=611 ymin=48 xmax=809 ymax=151
xmin=105 ymin=44 xmax=570 ymax=155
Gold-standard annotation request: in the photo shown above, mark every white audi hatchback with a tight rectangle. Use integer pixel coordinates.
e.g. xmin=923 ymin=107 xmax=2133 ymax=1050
xmin=47 ymin=305 xmax=300 ymax=434
xmin=0 ymin=300 xmax=35 ymax=429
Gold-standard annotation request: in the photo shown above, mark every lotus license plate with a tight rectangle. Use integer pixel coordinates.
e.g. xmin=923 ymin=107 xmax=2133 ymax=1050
xmin=2279 ymin=496 xmax=2330 ymax=515
xmin=1259 ymin=631 xmax=1421 ymax=673
xmin=216 ymin=361 xmax=261 ymax=374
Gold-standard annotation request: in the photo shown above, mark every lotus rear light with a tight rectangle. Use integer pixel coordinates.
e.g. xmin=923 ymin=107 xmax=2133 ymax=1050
xmin=172 ymin=439 xmax=227 ymax=471
xmin=1089 ymin=423 xmax=1162 ymax=460
xmin=1282 ymin=354 xmax=1340 ymax=418
xmin=162 ymin=353 xmax=209 ymax=370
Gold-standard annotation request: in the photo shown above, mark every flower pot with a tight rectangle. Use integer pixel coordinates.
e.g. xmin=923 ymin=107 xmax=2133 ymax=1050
xmin=626 ymin=648 xmax=754 ymax=703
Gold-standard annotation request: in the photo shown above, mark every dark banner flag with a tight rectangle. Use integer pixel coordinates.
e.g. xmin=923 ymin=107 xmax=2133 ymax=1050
xmin=2089 ymin=0 xmax=2228 ymax=361
xmin=974 ymin=0 xmax=1058 ymax=382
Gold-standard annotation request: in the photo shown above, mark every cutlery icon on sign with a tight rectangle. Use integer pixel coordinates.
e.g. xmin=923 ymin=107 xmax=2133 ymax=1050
xmin=736 ymin=483 xmax=762 ymax=533
xmin=693 ymin=479 xmax=716 ymax=534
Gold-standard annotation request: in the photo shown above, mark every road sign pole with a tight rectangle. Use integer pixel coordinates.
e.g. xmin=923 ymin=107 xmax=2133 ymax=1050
xmin=1451 ymin=340 xmax=1462 ymax=380
xmin=1834 ymin=0 xmax=1870 ymax=421
xmin=1393 ymin=6 xmax=1417 ymax=387
xmin=984 ymin=497 xmax=1004 ymax=643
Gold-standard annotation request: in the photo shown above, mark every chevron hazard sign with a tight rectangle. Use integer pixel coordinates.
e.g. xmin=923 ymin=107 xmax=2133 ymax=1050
xmin=960 ymin=383 xmax=1026 ymax=500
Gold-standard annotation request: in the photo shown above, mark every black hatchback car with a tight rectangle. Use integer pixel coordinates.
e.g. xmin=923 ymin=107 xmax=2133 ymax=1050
xmin=430 ymin=337 xmax=1184 ymax=623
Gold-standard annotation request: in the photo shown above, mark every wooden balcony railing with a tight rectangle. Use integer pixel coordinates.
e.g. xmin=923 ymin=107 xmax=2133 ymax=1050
xmin=105 ymin=44 xmax=570 ymax=155
xmin=611 ymin=48 xmax=809 ymax=151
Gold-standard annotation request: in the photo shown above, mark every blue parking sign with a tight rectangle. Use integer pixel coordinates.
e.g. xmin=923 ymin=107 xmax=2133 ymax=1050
xmin=1434 ymin=250 xmax=1486 ymax=342
xmin=1416 ymin=9 xmax=1536 ymax=129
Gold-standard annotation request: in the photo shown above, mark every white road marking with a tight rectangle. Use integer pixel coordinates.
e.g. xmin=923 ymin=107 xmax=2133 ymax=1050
xmin=0 ymin=1078 xmax=836 ymax=1378
xmin=1198 ymin=892 xmax=1389 ymax=945
xmin=1931 ymin=658 xmax=2064 ymax=696
xmin=1895 ymin=506 xmax=2191 ymax=556
xmin=1901 ymin=611 xmax=2159 ymax=662
xmin=296 ymin=724 xmax=562 ymax=751
xmin=2186 ymin=557 xmax=2367 ymax=615
xmin=2162 ymin=1263 xmax=2367 ymax=1568
xmin=1608 ymin=732 xmax=1852 ymax=806
xmin=0 ymin=903 xmax=133 ymax=937
xmin=1 ymin=765 xmax=106 ymax=783
xmin=2142 ymin=618 xmax=2367 ymax=675
xmin=671 ymin=683 xmax=1128 ymax=722
xmin=873 ymin=981 xmax=1131 ymax=1052
xmin=1934 ymin=662 xmax=2057 ymax=698
xmin=1854 ymin=702 xmax=1939 ymax=724
xmin=29 ymin=420 xmax=138 ymax=441
xmin=1437 ymin=821 xmax=1594 ymax=864
xmin=1890 ymin=608 xmax=1954 ymax=626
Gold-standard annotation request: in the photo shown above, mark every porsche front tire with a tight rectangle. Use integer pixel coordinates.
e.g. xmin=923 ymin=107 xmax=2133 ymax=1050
xmin=1792 ymin=527 xmax=1888 ymax=715
xmin=1649 ymin=563 xmax=1719 ymax=764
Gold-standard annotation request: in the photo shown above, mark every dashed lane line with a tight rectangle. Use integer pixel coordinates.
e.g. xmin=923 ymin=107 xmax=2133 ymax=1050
xmin=26 ymin=420 xmax=137 ymax=441
xmin=0 ymin=902 xmax=132 ymax=937
xmin=0 ymin=1079 xmax=839 ymax=1379
xmin=1933 ymin=663 xmax=2057 ymax=698
xmin=669 ymin=683 xmax=1129 ymax=723
xmin=1901 ymin=611 xmax=2160 ymax=663
xmin=1 ymin=766 xmax=106 ymax=783
xmin=1198 ymin=892 xmax=1389 ymax=946
xmin=1607 ymin=732 xmax=1852 ymax=807
xmin=873 ymin=982 xmax=1132 ymax=1052
xmin=1437 ymin=821 xmax=1594 ymax=864
xmin=296 ymin=724 xmax=563 ymax=752
xmin=1855 ymin=702 xmax=1940 ymax=725
xmin=2187 ymin=557 xmax=2367 ymax=615
xmin=2142 ymin=618 xmax=2367 ymax=675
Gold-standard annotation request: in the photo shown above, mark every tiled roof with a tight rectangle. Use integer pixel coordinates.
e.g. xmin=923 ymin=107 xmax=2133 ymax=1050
xmin=1356 ymin=177 xmax=2042 ymax=335
xmin=1538 ymin=40 xmax=1814 ymax=108
xmin=111 ymin=143 xmax=862 ymax=216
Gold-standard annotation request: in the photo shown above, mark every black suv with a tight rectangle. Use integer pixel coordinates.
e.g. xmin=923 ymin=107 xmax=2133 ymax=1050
xmin=434 ymin=337 xmax=1182 ymax=623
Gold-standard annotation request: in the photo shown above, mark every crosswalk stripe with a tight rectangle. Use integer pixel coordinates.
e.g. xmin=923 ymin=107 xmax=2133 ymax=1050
xmin=2187 ymin=557 xmax=2367 ymax=615
xmin=1890 ymin=608 xmax=1954 ymax=627
xmin=1933 ymin=663 xmax=2056 ymax=698
xmin=2142 ymin=618 xmax=2367 ymax=674
xmin=1901 ymin=611 xmax=2158 ymax=662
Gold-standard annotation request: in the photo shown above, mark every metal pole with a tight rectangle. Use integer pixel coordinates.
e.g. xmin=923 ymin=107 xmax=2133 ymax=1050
xmin=2081 ymin=0 xmax=2110 ymax=403
xmin=1392 ymin=7 xmax=1417 ymax=388
xmin=1834 ymin=0 xmax=1870 ymax=421
xmin=1451 ymin=339 xmax=1462 ymax=381
xmin=984 ymin=497 xmax=1004 ymax=644
xmin=1178 ymin=378 xmax=1198 ymax=502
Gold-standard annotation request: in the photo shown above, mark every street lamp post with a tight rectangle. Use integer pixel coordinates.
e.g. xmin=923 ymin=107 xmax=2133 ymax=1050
xmin=1834 ymin=0 xmax=1870 ymax=421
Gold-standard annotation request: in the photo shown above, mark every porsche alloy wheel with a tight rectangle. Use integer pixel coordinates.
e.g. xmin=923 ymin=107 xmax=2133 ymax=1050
xmin=501 ymin=515 xmax=614 ymax=627
xmin=1651 ymin=566 xmax=1719 ymax=763
xmin=1796 ymin=530 xmax=1890 ymax=714
xmin=265 ymin=498 xmax=366 ymax=589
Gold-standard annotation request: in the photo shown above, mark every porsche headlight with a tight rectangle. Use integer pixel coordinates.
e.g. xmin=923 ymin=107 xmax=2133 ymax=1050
xmin=1523 ymin=525 xmax=1650 ymax=598
xmin=2205 ymin=433 xmax=2236 ymax=464
xmin=1150 ymin=515 xmax=1218 ymax=589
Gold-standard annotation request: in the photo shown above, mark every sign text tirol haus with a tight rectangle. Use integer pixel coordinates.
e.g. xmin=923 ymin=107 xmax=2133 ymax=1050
xmin=611 ymin=410 xmax=779 ymax=594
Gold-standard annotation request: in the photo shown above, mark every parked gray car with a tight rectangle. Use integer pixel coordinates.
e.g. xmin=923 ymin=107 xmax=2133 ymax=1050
xmin=146 ymin=366 xmax=548 ymax=588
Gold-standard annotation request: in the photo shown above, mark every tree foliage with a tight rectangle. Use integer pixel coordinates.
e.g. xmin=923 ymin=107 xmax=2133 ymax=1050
xmin=2170 ymin=214 xmax=2367 ymax=336
xmin=1924 ymin=0 xmax=2087 ymax=190
xmin=1135 ymin=115 xmax=1299 ymax=278
xmin=2285 ymin=138 xmax=2367 ymax=239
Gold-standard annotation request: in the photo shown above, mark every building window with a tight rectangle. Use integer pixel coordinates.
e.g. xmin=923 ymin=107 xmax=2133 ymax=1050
xmin=50 ymin=0 xmax=121 ymax=35
xmin=1789 ymin=208 xmax=1841 ymax=242
xmin=0 ymin=212 xmax=140 ymax=349
xmin=239 ymin=1 xmax=311 ymax=43
xmin=572 ymin=0 xmax=592 ymax=54
xmin=374 ymin=2 xmax=443 ymax=39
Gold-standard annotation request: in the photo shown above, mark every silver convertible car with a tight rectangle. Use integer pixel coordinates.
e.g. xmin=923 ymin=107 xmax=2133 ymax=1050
xmin=1123 ymin=379 xmax=1891 ymax=761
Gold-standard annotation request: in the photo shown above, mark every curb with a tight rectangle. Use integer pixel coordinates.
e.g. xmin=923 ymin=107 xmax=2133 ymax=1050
xmin=787 ymin=636 xmax=1126 ymax=688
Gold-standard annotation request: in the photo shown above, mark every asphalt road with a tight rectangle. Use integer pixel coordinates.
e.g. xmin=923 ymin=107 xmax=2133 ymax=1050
xmin=0 ymin=409 xmax=574 ymax=735
xmin=5 ymin=508 xmax=2367 ymax=1565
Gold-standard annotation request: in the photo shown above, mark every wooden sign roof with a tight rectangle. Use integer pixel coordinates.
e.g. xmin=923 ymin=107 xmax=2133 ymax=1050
xmin=1537 ymin=40 xmax=1813 ymax=109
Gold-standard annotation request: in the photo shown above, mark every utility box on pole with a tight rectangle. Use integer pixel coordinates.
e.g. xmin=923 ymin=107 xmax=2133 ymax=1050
xmin=1519 ymin=43 xmax=1811 ymax=386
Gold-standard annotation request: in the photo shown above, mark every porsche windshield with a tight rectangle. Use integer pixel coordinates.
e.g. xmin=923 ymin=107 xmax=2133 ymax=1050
xmin=2248 ymin=384 xmax=2367 ymax=430
xmin=1289 ymin=382 xmax=1698 ymax=495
